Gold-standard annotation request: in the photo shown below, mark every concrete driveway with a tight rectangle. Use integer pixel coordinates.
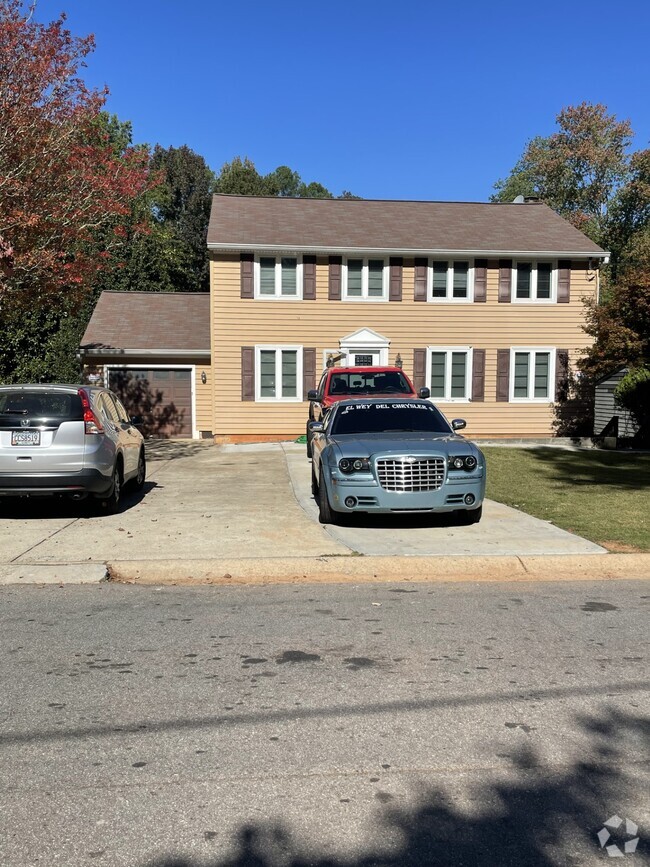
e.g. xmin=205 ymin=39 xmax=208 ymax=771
xmin=0 ymin=440 xmax=606 ymax=584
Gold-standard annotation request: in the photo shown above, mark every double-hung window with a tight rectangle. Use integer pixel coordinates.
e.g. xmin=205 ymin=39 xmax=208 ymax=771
xmin=256 ymin=346 xmax=302 ymax=401
xmin=343 ymin=258 xmax=387 ymax=300
xmin=510 ymin=348 xmax=555 ymax=401
xmin=256 ymin=256 xmax=302 ymax=299
xmin=429 ymin=260 xmax=473 ymax=302
xmin=426 ymin=347 xmax=472 ymax=401
xmin=513 ymin=261 xmax=555 ymax=302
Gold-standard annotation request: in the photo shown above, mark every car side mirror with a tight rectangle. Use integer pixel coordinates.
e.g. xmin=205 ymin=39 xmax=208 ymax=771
xmin=307 ymin=390 xmax=319 ymax=401
xmin=451 ymin=418 xmax=466 ymax=431
xmin=130 ymin=415 xmax=143 ymax=427
xmin=419 ymin=387 xmax=431 ymax=399
xmin=308 ymin=421 xmax=324 ymax=434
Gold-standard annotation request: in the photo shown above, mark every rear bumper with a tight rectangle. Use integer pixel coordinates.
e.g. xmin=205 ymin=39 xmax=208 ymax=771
xmin=0 ymin=468 xmax=112 ymax=497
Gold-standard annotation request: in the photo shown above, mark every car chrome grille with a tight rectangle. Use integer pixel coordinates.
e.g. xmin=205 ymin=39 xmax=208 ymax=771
xmin=376 ymin=457 xmax=445 ymax=492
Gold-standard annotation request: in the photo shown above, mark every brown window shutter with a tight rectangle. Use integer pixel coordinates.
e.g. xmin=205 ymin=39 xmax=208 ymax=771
xmin=389 ymin=257 xmax=403 ymax=302
xmin=413 ymin=348 xmax=427 ymax=391
xmin=498 ymin=259 xmax=512 ymax=303
xmin=240 ymin=253 xmax=254 ymax=299
xmin=471 ymin=349 xmax=486 ymax=402
xmin=303 ymin=256 xmax=316 ymax=300
xmin=557 ymin=261 xmax=571 ymax=303
xmin=474 ymin=259 xmax=487 ymax=303
xmin=496 ymin=349 xmax=510 ymax=401
xmin=555 ymin=349 xmax=569 ymax=401
xmin=303 ymin=348 xmax=316 ymax=400
xmin=414 ymin=258 xmax=427 ymax=301
xmin=241 ymin=346 xmax=254 ymax=401
xmin=328 ymin=256 xmax=342 ymax=300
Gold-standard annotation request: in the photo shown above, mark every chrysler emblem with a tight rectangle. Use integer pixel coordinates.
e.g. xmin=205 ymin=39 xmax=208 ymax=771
xmin=20 ymin=418 xmax=30 ymax=427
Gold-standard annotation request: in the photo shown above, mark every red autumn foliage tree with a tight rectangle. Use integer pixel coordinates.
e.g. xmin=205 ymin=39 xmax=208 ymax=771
xmin=0 ymin=0 xmax=153 ymax=300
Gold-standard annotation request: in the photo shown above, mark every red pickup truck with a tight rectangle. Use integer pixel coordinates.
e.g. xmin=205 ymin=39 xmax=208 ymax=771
xmin=306 ymin=366 xmax=430 ymax=456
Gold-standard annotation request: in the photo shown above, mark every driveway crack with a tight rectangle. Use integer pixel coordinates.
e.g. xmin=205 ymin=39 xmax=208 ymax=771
xmin=10 ymin=517 xmax=80 ymax=563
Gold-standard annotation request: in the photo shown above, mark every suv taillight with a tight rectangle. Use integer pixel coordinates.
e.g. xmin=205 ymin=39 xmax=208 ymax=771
xmin=78 ymin=388 xmax=104 ymax=435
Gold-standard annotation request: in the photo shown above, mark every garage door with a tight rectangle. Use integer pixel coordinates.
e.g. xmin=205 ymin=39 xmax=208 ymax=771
xmin=108 ymin=368 xmax=193 ymax=439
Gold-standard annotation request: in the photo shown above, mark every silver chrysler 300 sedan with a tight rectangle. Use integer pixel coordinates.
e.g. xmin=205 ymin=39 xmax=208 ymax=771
xmin=308 ymin=398 xmax=485 ymax=525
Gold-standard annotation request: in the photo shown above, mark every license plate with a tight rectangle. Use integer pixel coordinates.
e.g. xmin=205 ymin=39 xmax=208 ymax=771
xmin=12 ymin=430 xmax=40 ymax=446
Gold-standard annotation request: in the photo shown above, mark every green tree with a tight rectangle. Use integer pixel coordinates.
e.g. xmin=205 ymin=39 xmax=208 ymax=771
xmin=214 ymin=156 xmax=347 ymax=199
xmin=492 ymin=103 xmax=632 ymax=244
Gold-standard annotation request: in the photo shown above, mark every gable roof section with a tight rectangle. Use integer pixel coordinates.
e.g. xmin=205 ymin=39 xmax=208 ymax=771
xmin=80 ymin=291 xmax=210 ymax=354
xmin=207 ymin=195 xmax=607 ymax=257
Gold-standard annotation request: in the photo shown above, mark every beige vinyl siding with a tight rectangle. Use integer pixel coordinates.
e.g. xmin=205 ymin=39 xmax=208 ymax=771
xmin=211 ymin=255 xmax=596 ymax=438
xmin=194 ymin=363 xmax=213 ymax=434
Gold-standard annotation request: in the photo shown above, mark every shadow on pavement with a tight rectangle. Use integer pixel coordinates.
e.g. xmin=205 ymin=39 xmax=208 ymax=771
xmin=0 ymin=481 xmax=157 ymax=520
xmin=145 ymin=439 xmax=215 ymax=462
xmin=140 ymin=707 xmax=647 ymax=867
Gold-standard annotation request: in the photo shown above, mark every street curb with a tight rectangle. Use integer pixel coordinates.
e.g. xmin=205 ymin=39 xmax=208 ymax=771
xmin=0 ymin=563 xmax=108 ymax=585
xmin=106 ymin=553 xmax=650 ymax=586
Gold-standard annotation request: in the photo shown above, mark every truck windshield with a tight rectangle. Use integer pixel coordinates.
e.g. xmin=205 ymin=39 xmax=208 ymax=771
xmin=331 ymin=403 xmax=452 ymax=435
xmin=329 ymin=371 xmax=412 ymax=396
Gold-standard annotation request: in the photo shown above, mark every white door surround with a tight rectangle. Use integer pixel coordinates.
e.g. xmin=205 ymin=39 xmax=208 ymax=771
xmin=339 ymin=328 xmax=390 ymax=366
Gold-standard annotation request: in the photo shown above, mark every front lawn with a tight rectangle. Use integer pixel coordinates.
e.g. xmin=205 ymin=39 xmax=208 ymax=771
xmin=482 ymin=447 xmax=650 ymax=551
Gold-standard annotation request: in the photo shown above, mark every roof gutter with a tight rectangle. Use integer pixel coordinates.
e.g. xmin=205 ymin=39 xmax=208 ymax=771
xmin=208 ymin=242 xmax=610 ymax=260
xmin=79 ymin=348 xmax=210 ymax=358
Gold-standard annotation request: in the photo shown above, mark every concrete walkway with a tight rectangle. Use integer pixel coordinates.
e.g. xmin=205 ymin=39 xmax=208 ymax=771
xmin=0 ymin=440 xmax=647 ymax=586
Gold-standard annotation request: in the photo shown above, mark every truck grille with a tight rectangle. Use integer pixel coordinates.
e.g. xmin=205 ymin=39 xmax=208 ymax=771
xmin=376 ymin=457 xmax=445 ymax=492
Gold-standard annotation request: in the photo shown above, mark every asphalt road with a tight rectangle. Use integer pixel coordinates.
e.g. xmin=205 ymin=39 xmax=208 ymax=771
xmin=1 ymin=579 xmax=648 ymax=867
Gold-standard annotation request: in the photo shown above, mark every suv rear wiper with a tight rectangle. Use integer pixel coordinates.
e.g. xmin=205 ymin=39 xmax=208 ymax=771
xmin=0 ymin=410 xmax=28 ymax=415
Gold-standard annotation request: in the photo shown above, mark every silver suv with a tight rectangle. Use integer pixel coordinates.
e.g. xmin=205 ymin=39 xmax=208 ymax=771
xmin=0 ymin=384 xmax=145 ymax=512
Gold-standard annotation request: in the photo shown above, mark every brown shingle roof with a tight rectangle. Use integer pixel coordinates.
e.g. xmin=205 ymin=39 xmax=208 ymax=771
xmin=80 ymin=291 xmax=210 ymax=352
xmin=207 ymin=195 xmax=606 ymax=256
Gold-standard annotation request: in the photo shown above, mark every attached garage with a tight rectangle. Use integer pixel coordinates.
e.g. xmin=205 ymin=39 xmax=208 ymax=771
xmin=107 ymin=367 xmax=194 ymax=439
xmin=80 ymin=291 xmax=212 ymax=440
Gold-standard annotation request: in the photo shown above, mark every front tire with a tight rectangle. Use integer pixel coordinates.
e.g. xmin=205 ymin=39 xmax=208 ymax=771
xmin=317 ymin=469 xmax=335 ymax=524
xmin=306 ymin=422 xmax=313 ymax=459
xmin=457 ymin=504 xmax=482 ymax=525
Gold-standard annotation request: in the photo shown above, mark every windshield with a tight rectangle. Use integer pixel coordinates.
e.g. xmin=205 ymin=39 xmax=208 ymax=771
xmin=328 ymin=371 xmax=412 ymax=396
xmin=331 ymin=403 xmax=452 ymax=436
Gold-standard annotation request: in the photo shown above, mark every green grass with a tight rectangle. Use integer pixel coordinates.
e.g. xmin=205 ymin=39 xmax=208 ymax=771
xmin=483 ymin=447 xmax=650 ymax=551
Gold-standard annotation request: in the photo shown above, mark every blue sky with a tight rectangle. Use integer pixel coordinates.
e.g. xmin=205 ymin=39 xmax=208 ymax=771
xmin=36 ymin=0 xmax=650 ymax=202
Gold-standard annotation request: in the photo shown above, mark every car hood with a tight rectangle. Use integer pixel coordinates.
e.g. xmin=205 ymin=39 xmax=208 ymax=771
xmin=329 ymin=432 xmax=469 ymax=456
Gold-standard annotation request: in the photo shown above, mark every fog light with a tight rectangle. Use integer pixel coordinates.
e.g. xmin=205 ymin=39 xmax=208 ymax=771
xmin=464 ymin=494 xmax=476 ymax=505
xmin=344 ymin=496 xmax=357 ymax=508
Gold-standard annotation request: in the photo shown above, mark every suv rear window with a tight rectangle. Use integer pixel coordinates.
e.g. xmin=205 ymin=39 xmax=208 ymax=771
xmin=0 ymin=391 xmax=84 ymax=420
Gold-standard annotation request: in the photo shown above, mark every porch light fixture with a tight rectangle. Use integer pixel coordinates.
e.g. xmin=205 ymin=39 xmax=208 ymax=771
xmin=201 ymin=370 xmax=207 ymax=384
xmin=395 ymin=354 xmax=403 ymax=369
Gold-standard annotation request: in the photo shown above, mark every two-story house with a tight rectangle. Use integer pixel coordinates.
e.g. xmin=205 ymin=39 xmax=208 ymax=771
xmin=206 ymin=194 xmax=607 ymax=441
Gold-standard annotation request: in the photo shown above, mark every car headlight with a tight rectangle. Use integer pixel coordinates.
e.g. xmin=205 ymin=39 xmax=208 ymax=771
xmin=339 ymin=457 xmax=370 ymax=474
xmin=448 ymin=454 xmax=478 ymax=471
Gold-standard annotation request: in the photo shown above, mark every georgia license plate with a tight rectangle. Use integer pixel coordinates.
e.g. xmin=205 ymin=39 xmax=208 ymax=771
xmin=11 ymin=430 xmax=40 ymax=446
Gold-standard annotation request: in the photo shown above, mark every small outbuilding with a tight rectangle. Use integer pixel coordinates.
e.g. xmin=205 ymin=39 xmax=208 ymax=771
xmin=593 ymin=368 xmax=639 ymax=442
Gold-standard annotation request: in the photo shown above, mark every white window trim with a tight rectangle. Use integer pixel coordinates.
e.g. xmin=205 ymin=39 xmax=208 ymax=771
xmin=427 ymin=259 xmax=475 ymax=303
xmin=509 ymin=347 xmax=556 ymax=403
xmin=342 ymin=257 xmax=388 ymax=301
xmin=512 ymin=260 xmax=557 ymax=303
xmin=426 ymin=346 xmax=473 ymax=402
xmin=254 ymin=255 xmax=303 ymax=300
xmin=255 ymin=345 xmax=303 ymax=402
